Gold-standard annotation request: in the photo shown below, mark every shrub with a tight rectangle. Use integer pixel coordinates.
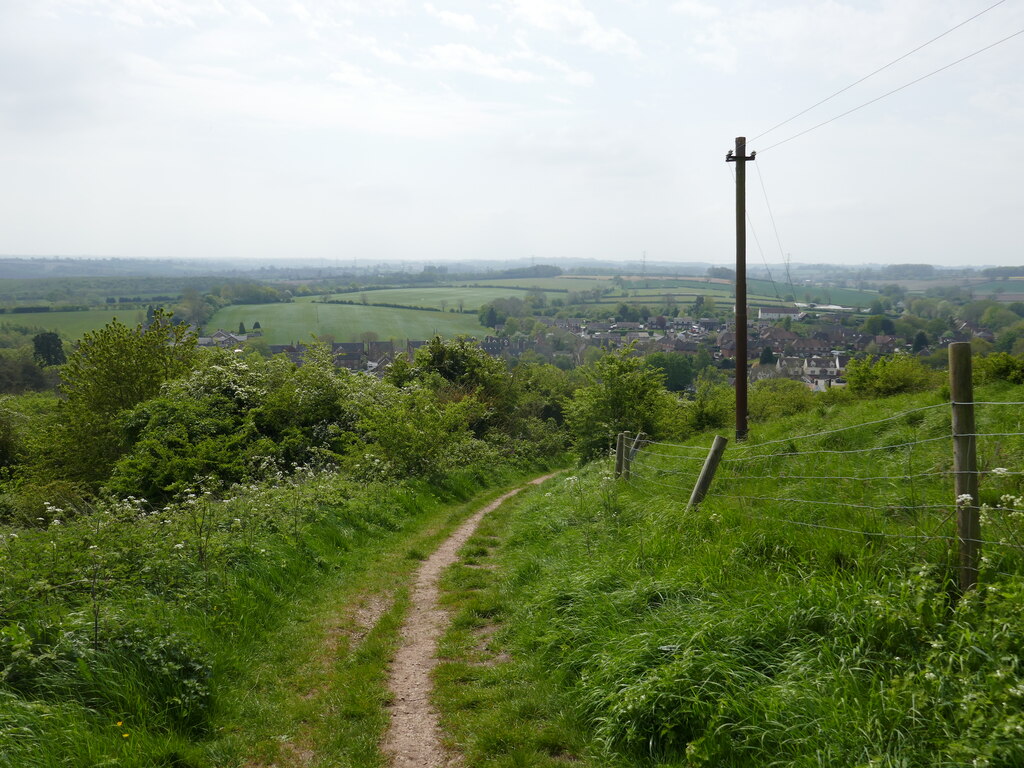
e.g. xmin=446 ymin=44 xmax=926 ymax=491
xmin=675 ymin=371 xmax=733 ymax=434
xmin=748 ymin=378 xmax=814 ymax=422
xmin=974 ymin=351 xmax=1024 ymax=385
xmin=844 ymin=354 xmax=938 ymax=397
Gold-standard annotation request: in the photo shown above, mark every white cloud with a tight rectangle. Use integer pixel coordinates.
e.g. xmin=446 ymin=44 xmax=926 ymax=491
xmin=52 ymin=0 xmax=230 ymax=28
xmin=423 ymin=2 xmax=478 ymax=33
xmin=511 ymin=44 xmax=594 ymax=86
xmin=422 ymin=44 xmax=540 ymax=82
xmin=506 ymin=0 xmax=639 ymax=56
xmin=669 ymin=0 xmax=720 ymax=20
xmin=328 ymin=61 xmax=399 ymax=91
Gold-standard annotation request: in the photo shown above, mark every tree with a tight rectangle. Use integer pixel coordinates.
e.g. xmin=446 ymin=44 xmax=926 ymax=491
xmin=33 ymin=332 xmax=65 ymax=366
xmin=565 ymin=345 xmax=673 ymax=460
xmin=253 ymin=320 xmax=262 ymax=330
xmin=52 ymin=310 xmax=198 ymax=484
xmin=178 ymin=287 xmax=213 ymax=326
xmin=646 ymin=352 xmax=696 ymax=392
xmin=707 ymin=266 xmax=735 ymax=280
xmin=238 ymin=321 xmax=246 ymax=335
xmin=480 ymin=305 xmax=499 ymax=328
xmin=863 ymin=315 xmax=895 ymax=335
xmin=759 ymin=346 xmax=776 ymax=365
xmin=912 ymin=330 xmax=929 ymax=353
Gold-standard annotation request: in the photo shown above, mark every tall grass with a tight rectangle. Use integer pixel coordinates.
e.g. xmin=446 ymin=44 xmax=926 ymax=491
xmin=0 ymin=459 xmax=549 ymax=766
xmin=452 ymin=384 xmax=1024 ymax=767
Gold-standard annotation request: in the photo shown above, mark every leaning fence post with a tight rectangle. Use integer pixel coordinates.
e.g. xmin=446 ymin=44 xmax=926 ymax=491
xmin=615 ymin=432 xmax=626 ymax=478
xmin=688 ymin=435 xmax=729 ymax=510
xmin=628 ymin=432 xmax=646 ymax=461
xmin=949 ymin=342 xmax=980 ymax=596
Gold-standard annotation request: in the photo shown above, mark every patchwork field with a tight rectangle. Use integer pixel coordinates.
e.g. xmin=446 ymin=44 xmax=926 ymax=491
xmin=207 ymin=302 xmax=489 ymax=345
xmin=326 ymin=286 xmax=564 ymax=309
xmin=454 ymin=277 xmax=614 ymax=291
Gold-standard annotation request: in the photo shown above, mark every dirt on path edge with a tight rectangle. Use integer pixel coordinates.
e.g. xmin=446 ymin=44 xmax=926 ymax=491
xmin=381 ymin=473 xmax=559 ymax=768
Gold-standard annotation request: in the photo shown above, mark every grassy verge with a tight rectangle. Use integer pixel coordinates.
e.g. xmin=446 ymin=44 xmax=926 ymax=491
xmin=433 ymin=474 xmax=608 ymax=768
xmin=0 ymin=462 xmax=561 ymax=767
xmin=435 ymin=386 xmax=1024 ymax=767
xmin=219 ymin=478 xmax=552 ymax=768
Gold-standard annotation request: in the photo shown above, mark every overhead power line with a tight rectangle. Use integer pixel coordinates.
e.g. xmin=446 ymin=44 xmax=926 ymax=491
xmin=759 ymin=25 xmax=1024 ymax=153
xmin=751 ymin=0 xmax=1009 ymax=143
xmin=727 ymin=164 xmax=780 ymax=300
xmin=752 ymin=162 xmax=796 ymax=302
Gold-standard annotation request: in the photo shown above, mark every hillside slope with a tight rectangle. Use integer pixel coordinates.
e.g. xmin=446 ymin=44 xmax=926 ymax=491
xmin=435 ymin=383 xmax=1024 ymax=767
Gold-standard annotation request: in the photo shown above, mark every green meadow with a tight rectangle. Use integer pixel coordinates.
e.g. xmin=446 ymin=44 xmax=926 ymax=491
xmin=207 ymin=301 xmax=489 ymax=344
xmin=327 ymin=286 xmax=564 ymax=309
xmin=455 ymin=277 xmax=614 ymax=291
xmin=0 ymin=308 xmax=147 ymax=339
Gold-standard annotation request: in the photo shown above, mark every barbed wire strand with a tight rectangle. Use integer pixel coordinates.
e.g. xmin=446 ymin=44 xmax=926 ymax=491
xmin=720 ymin=436 xmax=950 ymax=462
xmin=719 ymin=470 xmax=953 ymax=482
xmin=956 ymin=401 xmax=1024 ymax=406
xmin=644 ymin=403 xmax=946 ymax=452
xmin=706 ymin=493 xmax=950 ymax=512
xmin=629 ymin=473 xmax=1024 ymax=553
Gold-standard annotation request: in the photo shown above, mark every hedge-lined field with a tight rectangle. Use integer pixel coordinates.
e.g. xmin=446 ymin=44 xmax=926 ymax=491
xmin=206 ymin=301 xmax=489 ymax=344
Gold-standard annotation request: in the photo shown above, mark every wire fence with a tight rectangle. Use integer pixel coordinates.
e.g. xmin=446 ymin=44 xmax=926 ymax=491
xmin=624 ymin=396 xmax=1024 ymax=586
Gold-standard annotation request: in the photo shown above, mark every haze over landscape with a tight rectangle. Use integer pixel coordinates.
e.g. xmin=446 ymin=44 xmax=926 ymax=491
xmin=2 ymin=0 xmax=1023 ymax=266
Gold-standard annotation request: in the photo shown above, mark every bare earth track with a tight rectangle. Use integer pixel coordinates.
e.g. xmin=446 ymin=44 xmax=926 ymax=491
xmin=382 ymin=474 xmax=558 ymax=767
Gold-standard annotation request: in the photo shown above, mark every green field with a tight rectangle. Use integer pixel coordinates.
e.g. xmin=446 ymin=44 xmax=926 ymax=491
xmin=208 ymin=302 xmax=489 ymax=344
xmin=326 ymin=286 xmax=563 ymax=310
xmin=0 ymin=308 xmax=147 ymax=338
xmin=966 ymin=279 xmax=1024 ymax=297
xmin=455 ymin=277 xmax=614 ymax=291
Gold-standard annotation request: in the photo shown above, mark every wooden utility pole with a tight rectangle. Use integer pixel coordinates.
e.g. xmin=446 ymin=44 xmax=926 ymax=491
xmin=726 ymin=137 xmax=755 ymax=440
xmin=949 ymin=342 xmax=980 ymax=595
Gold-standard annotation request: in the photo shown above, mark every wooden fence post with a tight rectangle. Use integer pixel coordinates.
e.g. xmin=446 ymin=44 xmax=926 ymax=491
xmin=615 ymin=432 xmax=625 ymax=478
xmin=622 ymin=432 xmax=646 ymax=480
xmin=949 ymin=342 xmax=980 ymax=595
xmin=688 ymin=435 xmax=729 ymax=510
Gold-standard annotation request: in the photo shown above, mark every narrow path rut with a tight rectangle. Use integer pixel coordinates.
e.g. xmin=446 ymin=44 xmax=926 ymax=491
xmin=382 ymin=474 xmax=558 ymax=768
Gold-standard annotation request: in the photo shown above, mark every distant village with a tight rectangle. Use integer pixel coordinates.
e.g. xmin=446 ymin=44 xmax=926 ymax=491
xmin=195 ymin=298 xmax=993 ymax=392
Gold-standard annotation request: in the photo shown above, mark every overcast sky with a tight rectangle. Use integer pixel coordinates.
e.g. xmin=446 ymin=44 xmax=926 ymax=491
xmin=2 ymin=0 xmax=1022 ymax=267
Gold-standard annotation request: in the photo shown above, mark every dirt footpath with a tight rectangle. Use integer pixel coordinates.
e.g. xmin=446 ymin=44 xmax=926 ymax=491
xmin=381 ymin=474 xmax=558 ymax=767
